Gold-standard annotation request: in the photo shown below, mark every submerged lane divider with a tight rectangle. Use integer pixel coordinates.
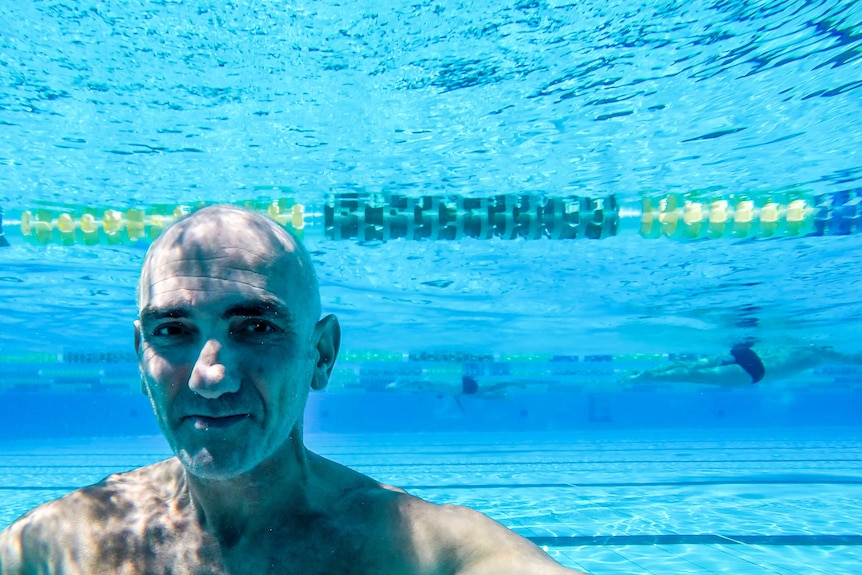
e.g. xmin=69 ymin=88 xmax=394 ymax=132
xmin=2 ymin=190 xmax=860 ymax=246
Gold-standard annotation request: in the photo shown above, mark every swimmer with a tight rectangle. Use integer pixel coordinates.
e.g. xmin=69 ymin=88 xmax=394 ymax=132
xmin=0 ymin=206 xmax=586 ymax=575
xmin=385 ymin=374 xmax=523 ymax=409
xmin=0 ymin=208 xmax=9 ymax=248
xmin=453 ymin=375 xmax=522 ymax=410
xmin=626 ymin=342 xmax=861 ymax=387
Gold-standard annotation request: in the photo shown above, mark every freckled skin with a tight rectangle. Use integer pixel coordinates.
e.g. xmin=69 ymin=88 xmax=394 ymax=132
xmin=0 ymin=206 xmax=587 ymax=575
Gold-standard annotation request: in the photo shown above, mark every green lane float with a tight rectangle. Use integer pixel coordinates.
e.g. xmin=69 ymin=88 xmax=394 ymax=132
xmin=3 ymin=189 xmax=859 ymax=246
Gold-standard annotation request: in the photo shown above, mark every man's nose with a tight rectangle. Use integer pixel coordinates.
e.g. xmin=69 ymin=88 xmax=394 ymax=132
xmin=188 ymin=339 xmax=240 ymax=398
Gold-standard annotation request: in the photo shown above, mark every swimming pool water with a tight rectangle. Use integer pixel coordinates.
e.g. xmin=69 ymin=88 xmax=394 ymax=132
xmin=2 ymin=429 xmax=861 ymax=575
xmin=1 ymin=0 xmax=861 ymax=572
xmin=2 ymin=0 xmax=861 ymax=357
xmin=2 ymin=0 xmax=860 ymax=201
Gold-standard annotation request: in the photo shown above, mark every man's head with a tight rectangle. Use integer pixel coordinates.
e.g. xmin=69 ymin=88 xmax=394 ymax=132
xmin=134 ymin=205 xmax=340 ymax=480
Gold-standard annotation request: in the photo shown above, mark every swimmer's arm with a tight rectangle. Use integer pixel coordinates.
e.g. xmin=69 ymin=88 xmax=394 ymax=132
xmin=430 ymin=504 xmax=589 ymax=574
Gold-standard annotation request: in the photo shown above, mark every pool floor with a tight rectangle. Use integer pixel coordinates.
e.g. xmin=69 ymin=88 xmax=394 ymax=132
xmin=1 ymin=428 xmax=860 ymax=574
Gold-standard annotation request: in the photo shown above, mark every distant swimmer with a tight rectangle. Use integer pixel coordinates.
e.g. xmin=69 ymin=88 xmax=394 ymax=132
xmin=452 ymin=374 xmax=526 ymax=410
xmin=384 ymin=374 xmax=523 ymax=413
xmin=385 ymin=374 xmax=521 ymax=398
xmin=0 ymin=208 xmax=9 ymax=248
xmin=626 ymin=343 xmax=862 ymax=387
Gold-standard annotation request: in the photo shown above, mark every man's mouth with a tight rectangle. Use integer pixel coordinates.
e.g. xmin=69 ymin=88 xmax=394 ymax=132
xmin=187 ymin=414 xmax=250 ymax=430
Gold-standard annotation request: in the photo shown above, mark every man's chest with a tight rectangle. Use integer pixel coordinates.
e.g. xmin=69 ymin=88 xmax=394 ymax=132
xmin=72 ymin=518 xmax=417 ymax=575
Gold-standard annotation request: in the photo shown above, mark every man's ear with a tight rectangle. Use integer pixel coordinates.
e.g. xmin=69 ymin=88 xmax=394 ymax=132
xmin=134 ymin=320 xmax=142 ymax=355
xmin=311 ymin=314 xmax=340 ymax=391
xmin=134 ymin=321 xmax=146 ymax=395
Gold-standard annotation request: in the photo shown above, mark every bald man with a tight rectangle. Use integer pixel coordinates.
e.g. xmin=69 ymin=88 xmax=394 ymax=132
xmin=0 ymin=206 xmax=587 ymax=575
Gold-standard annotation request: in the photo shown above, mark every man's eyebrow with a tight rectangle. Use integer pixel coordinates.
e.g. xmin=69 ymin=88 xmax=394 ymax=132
xmin=140 ymin=306 xmax=189 ymax=322
xmin=139 ymin=300 xmax=295 ymax=323
xmin=222 ymin=300 xmax=294 ymax=321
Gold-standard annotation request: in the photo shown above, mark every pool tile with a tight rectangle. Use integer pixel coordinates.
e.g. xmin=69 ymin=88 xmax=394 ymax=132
xmin=655 ymin=544 xmax=794 ymax=575
xmin=611 ymin=544 xmax=722 ymax=575
xmin=572 ymin=546 xmax=655 ymax=575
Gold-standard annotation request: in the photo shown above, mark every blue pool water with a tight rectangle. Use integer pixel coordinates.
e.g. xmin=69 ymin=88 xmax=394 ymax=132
xmin=1 ymin=0 xmax=862 ymax=573
xmin=2 ymin=430 xmax=861 ymax=574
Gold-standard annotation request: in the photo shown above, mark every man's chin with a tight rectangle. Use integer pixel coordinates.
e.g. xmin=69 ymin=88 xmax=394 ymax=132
xmin=178 ymin=447 xmax=253 ymax=480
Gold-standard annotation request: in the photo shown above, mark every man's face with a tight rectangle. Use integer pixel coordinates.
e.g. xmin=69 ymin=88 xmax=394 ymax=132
xmin=134 ymin=210 xmax=319 ymax=480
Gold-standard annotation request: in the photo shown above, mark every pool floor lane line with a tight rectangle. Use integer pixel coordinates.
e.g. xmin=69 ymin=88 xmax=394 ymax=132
xmin=527 ymin=534 xmax=862 ymax=546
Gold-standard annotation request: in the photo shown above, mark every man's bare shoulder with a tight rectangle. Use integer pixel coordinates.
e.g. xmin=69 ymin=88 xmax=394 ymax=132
xmin=304 ymin=457 xmax=585 ymax=575
xmin=0 ymin=458 xmax=200 ymax=574
xmin=8 ymin=457 xmax=185 ymax=526
xmin=385 ymin=490 xmax=588 ymax=575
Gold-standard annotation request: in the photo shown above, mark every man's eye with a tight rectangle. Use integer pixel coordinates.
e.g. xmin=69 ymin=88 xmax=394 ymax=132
xmin=236 ymin=320 xmax=277 ymax=336
xmin=152 ymin=323 xmax=188 ymax=337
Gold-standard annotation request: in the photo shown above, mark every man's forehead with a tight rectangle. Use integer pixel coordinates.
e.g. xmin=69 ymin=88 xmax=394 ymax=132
xmin=140 ymin=281 xmax=295 ymax=319
xmin=140 ymin=253 xmax=302 ymax=302
xmin=147 ymin=245 xmax=282 ymax=276
xmin=139 ymin=208 xmax=308 ymax=301
xmin=137 ymin=268 xmax=316 ymax=330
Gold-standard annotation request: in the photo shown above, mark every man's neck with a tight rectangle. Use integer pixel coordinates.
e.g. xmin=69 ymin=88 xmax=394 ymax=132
xmin=184 ymin=435 xmax=318 ymax=546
